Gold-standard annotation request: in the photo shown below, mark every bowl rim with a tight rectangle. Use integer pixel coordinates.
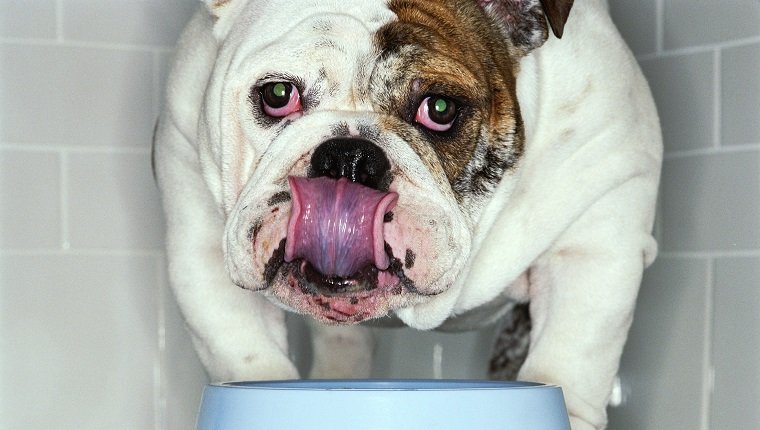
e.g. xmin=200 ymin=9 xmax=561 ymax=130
xmin=209 ymin=379 xmax=560 ymax=391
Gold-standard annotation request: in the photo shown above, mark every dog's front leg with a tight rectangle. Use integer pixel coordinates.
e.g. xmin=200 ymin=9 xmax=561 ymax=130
xmin=518 ymin=177 xmax=658 ymax=430
xmin=156 ymin=119 xmax=298 ymax=382
xmin=307 ymin=320 xmax=373 ymax=379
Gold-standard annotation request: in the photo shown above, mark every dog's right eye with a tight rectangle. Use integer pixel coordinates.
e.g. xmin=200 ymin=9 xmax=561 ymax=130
xmin=415 ymin=95 xmax=457 ymax=132
xmin=260 ymin=82 xmax=302 ymax=117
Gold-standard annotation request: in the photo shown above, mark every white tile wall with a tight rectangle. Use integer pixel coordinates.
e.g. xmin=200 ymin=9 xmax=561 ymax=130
xmin=721 ymin=43 xmax=760 ymax=146
xmin=662 ymin=1 xmax=760 ymax=50
xmin=67 ymin=152 xmax=164 ymax=250
xmin=371 ymin=326 xmax=496 ymax=380
xmin=1 ymin=44 xmax=156 ymax=147
xmin=711 ymin=257 xmax=760 ymax=429
xmin=2 ymin=1 xmax=758 ymax=429
xmin=0 ymin=150 xmax=61 ymax=248
xmin=0 ymin=1 xmax=201 ymax=429
xmin=609 ymin=258 xmax=709 ymax=429
xmin=608 ymin=1 xmax=760 ymax=429
xmin=661 ymin=151 xmax=760 ymax=252
xmin=0 ymin=0 xmax=57 ymax=39
xmin=61 ymin=0 xmax=198 ymax=47
xmin=0 ymin=254 xmax=159 ymax=430
xmin=161 ymin=265 xmax=209 ymax=430
xmin=607 ymin=0 xmax=657 ymax=56
xmin=639 ymin=52 xmax=715 ymax=153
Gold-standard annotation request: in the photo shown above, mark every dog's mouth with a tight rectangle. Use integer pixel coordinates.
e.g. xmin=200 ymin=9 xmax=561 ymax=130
xmin=285 ymin=176 xmax=398 ymax=277
xmin=262 ymin=176 xmax=417 ymax=323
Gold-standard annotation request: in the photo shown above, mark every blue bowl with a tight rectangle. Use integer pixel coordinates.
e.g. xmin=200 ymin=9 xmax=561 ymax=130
xmin=196 ymin=379 xmax=570 ymax=429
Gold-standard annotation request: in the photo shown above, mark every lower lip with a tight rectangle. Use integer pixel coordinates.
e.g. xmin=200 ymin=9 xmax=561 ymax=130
xmin=309 ymin=293 xmax=375 ymax=322
xmin=286 ymin=265 xmax=402 ymax=322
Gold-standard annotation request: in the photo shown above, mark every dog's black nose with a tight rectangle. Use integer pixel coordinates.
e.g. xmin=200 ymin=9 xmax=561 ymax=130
xmin=310 ymin=138 xmax=391 ymax=189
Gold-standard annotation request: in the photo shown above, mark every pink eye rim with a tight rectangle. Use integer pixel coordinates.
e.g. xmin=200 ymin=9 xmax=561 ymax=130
xmin=414 ymin=95 xmax=457 ymax=132
xmin=260 ymin=82 xmax=302 ymax=118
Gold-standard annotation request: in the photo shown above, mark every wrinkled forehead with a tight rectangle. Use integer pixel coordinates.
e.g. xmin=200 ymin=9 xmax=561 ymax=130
xmin=225 ymin=0 xmax=501 ymax=79
xmin=219 ymin=0 xmax=397 ymax=95
xmin=231 ymin=0 xmax=395 ymax=50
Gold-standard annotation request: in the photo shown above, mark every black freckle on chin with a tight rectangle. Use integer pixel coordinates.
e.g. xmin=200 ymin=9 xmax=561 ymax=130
xmin=267 ymin=191 xmax=291 ymax=206
xmin=404 ymin=249 xmax=415 ymax=269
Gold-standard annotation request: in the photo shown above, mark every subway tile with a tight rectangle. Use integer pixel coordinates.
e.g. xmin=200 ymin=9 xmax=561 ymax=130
xmin=0 ymin=0 xmax=57 ymax=39
xmin=607 ymin=0 xmax=658 ymax=56
xmin=0 ymin=254 xmax=158 ymax=430
xmin=639 ymin=52 xmax=714 ymax=153
xmin=721 ymin=42 xmax=760 ymax=146
xmin=663 ymin=0 xmax=760 ymax=50
xmin=0 ymin=44 xmax=154 ymax=147
xmin=162 ymin=267 xmax=208 ymax=430
xmin=286 ymin=313 xmax=314 ymax=376
xmin=608 ymin=257 xmax=708 ymax=430
xmin=371 ymin=325 xmax=496 ymax=379
xmin=711 ymin=257 xmax=760 ymax=430
xmin=660 ymin=151 xmax=760 ymax=252
xmin=67 ymin=152 xmax=164 ymax=249
xmin=156 ymin=51 xmax=173 ymax=114
xmin=61 ymin=0 xmax=197 ymax=47
xmin=0 ymin=150 xmax=61 ymax=248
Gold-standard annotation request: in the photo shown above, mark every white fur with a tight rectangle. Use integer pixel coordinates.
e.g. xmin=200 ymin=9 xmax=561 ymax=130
xmin=154 ymin=1 xmax=661 ymax=428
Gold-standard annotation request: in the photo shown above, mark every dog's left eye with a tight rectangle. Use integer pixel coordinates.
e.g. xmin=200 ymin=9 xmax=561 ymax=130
xmin=415 ymin=96 xmax=457 ymax=132
xmin=260 ymin=82 xmax=302 ymax=117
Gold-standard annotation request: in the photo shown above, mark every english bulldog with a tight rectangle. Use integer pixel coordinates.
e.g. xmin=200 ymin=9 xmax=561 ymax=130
xmin=153 ymin=0 xmax=662 ymax=428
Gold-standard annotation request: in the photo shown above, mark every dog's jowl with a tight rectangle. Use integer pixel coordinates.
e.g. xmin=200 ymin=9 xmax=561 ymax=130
xmin=154 ymin=0 xmax=662 ymax=428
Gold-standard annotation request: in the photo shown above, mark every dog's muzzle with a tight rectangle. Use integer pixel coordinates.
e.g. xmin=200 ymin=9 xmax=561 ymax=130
xmin=284 ymin=138 xmax=397 ymax=295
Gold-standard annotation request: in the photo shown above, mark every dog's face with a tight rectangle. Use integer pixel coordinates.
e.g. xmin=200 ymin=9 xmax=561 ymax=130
xmin=198 ymin=0 xmax=568 ymax=324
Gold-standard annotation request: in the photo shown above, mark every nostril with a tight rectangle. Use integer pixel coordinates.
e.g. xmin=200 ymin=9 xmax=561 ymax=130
xmin=309 ymin=138 xmax=391 ymax=189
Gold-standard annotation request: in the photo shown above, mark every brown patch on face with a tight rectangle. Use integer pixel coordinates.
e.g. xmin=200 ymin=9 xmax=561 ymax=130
xmin=372 ymin=0 xmax=524 ymax=196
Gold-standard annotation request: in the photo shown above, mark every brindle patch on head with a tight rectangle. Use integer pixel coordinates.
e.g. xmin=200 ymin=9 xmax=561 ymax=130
xmin=371 ymin=0 xmax=525 ymax=199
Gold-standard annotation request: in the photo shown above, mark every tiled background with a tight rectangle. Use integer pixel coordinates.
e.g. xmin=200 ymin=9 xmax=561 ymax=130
xmin=605 ymin=1 xmax=760 ymax=429
xmin=0 ymin=1 xmax=758 ymax=429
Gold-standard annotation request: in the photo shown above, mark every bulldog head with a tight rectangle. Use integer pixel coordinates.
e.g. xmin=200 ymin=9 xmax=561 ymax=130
xmin=197 ymin=0 xmax=572 ymax=325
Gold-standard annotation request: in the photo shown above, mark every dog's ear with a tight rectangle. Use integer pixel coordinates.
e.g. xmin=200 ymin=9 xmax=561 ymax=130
xmin=476 ymin=0 xmax=574 ymax=53
xmin=539 ymin=0 xmax=574 ymax=39
xmin=200 ymin=0 xmax=250 ymax=40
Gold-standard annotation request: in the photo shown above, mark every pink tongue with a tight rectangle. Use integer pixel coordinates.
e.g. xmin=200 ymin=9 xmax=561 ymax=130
xmin=285 ymin=176 xmax=398 ymax=277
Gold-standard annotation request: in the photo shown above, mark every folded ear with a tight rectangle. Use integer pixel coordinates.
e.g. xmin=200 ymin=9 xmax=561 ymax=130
xmin=539 ymin=0 xmax=574 ymax=39
xmin=200 ymin=0 xmax=250 ymax=39
xmin=477 ymin=0 xmax=574 ymax=53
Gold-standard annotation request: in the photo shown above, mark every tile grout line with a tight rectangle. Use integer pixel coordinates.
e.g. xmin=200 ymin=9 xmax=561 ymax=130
xmin=655 ymin=0 xmax=664 ymax=54
xmin=155 ymin=254 xmax=168 ymax=430
xmin=152 ymin=51 xmax=163 ymax=123
xmin=700 ymin=258 xmax=715 ymax=430
xmin=60 ymin=150 xmax=71 ymax=251
xmin=0 ymin=248 xmax=164 ymax=257
xmin=55 ymin=0 xmax=63 ymax=43
xmin=0 ymin=142 xmax=152 ymax=154
xmin=658 ymin=249 xmax=760 ymax=259
xmin=636 ymin=35 xmax=760 ymax=62
xmin=0 ymin=36 xmax=175 ymax=53
xmin=663 ymin=143 xmax=760 ymax=160
xmin=712 ymin=48 xmax=722 ymax=150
